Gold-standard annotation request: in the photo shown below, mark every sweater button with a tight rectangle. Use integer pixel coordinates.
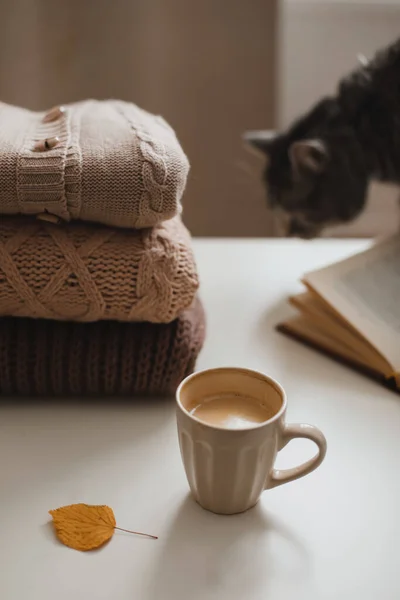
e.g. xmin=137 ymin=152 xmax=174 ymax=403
xmin=42 ymin=105 xmax=66 ymax=123
xmin=36 ymin=212 xmax=61 ymax=225
xmin=33 ymin=136 xmax=60 ymax=151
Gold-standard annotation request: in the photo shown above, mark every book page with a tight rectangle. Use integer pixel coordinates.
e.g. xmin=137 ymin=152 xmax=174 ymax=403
xmin=279 ymin=315 xmax=379 ymax=375
xmin=290 ymin=293 xmax=390 ymax=375
xmin=304 ymin=235 xmax=400 ymax=372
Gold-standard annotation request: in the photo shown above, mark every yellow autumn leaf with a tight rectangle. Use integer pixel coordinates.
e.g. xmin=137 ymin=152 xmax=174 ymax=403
xmin=49 ymin=503 xmax=116 ymax=551
xmin=49 ymin=503 xmax=158 ymax=552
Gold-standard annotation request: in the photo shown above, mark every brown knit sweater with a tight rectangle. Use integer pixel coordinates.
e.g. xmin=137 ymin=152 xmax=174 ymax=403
xmin=0 ymin=216 xmax=198 ymax=323
xmin=0 ymin=100 xmax=189 ymax=229
xmin=0 ymin=297 xmax=206 ymax=397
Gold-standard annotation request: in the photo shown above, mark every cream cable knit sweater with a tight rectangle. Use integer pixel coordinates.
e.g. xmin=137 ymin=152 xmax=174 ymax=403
xmin=0 ymin=99 xmax=189 ymax=229
xmin=0 ymin=216 xmax=198 ymax=323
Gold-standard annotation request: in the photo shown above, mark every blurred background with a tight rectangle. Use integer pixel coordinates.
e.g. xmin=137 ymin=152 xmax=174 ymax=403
xmin=0 ymin=0 xmax=399 ymax=237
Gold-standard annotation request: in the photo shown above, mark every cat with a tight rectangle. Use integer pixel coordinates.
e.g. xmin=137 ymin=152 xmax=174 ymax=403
xmin=245 ymin=37 xmax=400 ymax=239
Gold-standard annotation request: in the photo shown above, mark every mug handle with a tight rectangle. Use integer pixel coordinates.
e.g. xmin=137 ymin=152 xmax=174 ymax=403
xmin=266 ymin=423 xmax=327 ymax=489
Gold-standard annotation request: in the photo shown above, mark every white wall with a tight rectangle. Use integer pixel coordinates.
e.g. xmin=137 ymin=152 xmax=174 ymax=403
xmin=278 ymin=0 xmax=400 ymax=237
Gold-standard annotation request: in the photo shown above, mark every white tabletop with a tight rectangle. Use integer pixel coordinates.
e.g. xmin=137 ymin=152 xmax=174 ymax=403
xmin=1 ymin=238 xmax=400 ymax=600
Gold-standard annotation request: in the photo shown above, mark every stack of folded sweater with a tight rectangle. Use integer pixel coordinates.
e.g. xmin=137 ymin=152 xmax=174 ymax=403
xmin=0 ymin=100 xmax=205 ymax=396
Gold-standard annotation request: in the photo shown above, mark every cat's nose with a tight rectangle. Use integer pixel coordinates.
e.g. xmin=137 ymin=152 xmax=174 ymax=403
xmin=287 ymin=218 xmax=306 ymax=237
xmin=287 ymin=218 xmax=317 ymax=239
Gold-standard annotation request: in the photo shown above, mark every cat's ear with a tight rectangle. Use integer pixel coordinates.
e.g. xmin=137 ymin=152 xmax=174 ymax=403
xmin=357 ymin=53 xmax=370 ymax=67
xmin=289 ymin=139 xmax=328 ymax=175
xmin=243 ymin=130 xmax=276 ymax=156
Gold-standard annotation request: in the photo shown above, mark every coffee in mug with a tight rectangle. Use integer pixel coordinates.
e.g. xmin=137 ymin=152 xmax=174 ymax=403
xmin=176 ymin=367 xmax=327 ymax=515
xmin=189 ymin=393 xmax=275 ymax=429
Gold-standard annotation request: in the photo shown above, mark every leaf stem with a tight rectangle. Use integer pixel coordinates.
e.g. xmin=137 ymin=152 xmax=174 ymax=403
xmin=114 ymin=526 xmax=158 ymax=540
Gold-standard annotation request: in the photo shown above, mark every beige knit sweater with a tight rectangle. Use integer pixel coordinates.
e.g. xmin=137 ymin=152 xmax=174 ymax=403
xmin=0 ymin=100 xmax=189 ymax=229
xmin=0 ymin=216 xmax=198 ymax=323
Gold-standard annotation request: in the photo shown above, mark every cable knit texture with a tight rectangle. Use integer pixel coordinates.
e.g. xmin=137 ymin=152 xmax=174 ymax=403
xmin=0 ymin=216 xmax=198 ymax=323
xmin=0 ymin=297 xmax=206 ymax=396
xmin=0 ymin=99 xmax=189 ymax=228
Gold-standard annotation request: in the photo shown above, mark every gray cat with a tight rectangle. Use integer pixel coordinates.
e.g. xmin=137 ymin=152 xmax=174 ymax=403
xmin=245 ymin=37 xmax=400 ymax=239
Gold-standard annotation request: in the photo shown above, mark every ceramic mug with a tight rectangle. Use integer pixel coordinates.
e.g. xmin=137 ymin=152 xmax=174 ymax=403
xmin=176 ymin=367 xmax=327 ymax=515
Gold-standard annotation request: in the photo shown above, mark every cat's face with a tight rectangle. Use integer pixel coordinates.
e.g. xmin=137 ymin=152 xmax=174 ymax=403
xmin=245 ymin=102 xmax=369 ymax=238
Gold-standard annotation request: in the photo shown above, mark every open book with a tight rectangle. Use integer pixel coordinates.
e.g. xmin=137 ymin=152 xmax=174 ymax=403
xmin=277 ymin=235 xmax=400 ymax=391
